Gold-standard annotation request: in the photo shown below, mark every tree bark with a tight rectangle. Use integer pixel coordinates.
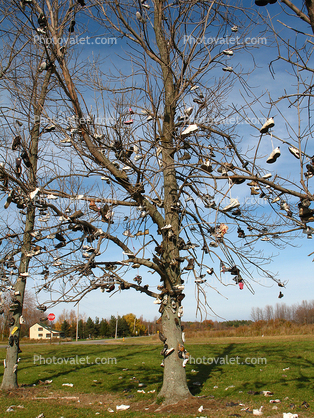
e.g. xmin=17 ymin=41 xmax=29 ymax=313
xmin=158 ymin=301 xmax=191 ymax=403
xmin=1 ymin=68 xmax=52 ymax=390
xmin=1 ymin=206 xmax=34 ymax=389
xmin=305 ymin=0 xmax=314 ymax=34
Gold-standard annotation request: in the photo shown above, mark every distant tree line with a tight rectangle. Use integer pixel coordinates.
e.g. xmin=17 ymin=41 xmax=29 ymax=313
xmin=251 ymin=300 xmax=314 ymax=324
xmin=10 ymin=299 xmax=313 ymax=341
xmin=55 ymin=311 xmax=148 ymax=339
xmin=180 ymin=319 xmax=252 ymax=331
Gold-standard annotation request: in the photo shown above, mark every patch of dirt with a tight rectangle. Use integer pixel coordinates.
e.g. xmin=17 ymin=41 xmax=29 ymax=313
xmin=1 ymin=386 xmax=312 ymax=417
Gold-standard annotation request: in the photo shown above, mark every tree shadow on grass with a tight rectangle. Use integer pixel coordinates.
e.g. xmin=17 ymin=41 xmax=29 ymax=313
xmin=18 ymin=345 xmax=163 ymax=393
xmin=238 ymin=342 xmax=314 ymax=395
xmin=185 ymin=341 xmax=313 ymax=406
xmin=186 ymin=343 xmax=237 ymax=396
xmin=185 ymin=340 xmax=314 ymax=400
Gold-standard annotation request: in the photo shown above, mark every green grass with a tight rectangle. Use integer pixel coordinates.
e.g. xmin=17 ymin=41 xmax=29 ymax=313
xmin=0 ymin=337 xmax=313 ymax=417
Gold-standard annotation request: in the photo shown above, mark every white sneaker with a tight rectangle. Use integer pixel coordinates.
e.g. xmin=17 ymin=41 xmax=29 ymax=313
xmin=181 ymin=124 xmax=198 ymax=136
xmin=45 ymin=124 xmax=56 ymax=132
xmin=29 ymin=188 xmax=40 ymax=200
xmin=223 ymin=49 xmax=233 ymax=56
xmin=195 ymin=278 xmax=206 ymax=284
xmin=173 ymin=284 xmax=185 ymax=291
xmin=262 ymin=173 xmax=272 ymax=179
xmin=182 ymin=358 xmax=189 ymax=368
xmin=222 ymin=66 xmax=233 ymax=72
xmin=46 ymin=194 xmax=58 ymax=199
xmin=280 ymin=201 xmax=289 ymax=211
xmin=123 ymin=229 xmax=134 ymax=237
xmin=134 ymin=155 xmax=143 ymax=161
xmin=261 ymin=236 xmax=270 ymax=241
xmin=260 ymin=117 xmax=275 ymax=134
xmin=136 ymin=11 xmax=146 ymax=23
xmin=161 ymin=224 xmax=172 ymax=230
xmin=303 ymin=226 xmax=312 ymax=234
xmin=94 ymin=134 xmax=105 ymax=140
xmin=201 ymin=159 xmax=213 ymax=172
xmin=222 ymin=198 xmax=240 ymax=212
xmin=266 ymin=146 xmax=280 ymax=163
xmin=288 ymin=146 xmax=300 ymax=159
xmin=39 ymin=61 xmax=48 ymax=72
xmin=60 ymin=138 xmax=71 ymax=144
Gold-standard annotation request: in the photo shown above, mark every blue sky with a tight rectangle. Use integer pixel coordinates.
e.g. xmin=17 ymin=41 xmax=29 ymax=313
xmin=34 ymin=231 xmax=312 ymax=323
xmin=17 ymin=0 xmax=313 ymax=322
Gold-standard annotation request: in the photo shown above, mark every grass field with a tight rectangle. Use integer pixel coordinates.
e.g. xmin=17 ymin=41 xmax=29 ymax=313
xmin=0 ymin=335 xmax=313 ymax=417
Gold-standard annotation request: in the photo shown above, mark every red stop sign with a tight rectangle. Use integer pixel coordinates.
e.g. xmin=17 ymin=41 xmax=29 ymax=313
xmin=47 ymin=313 xmax=55 ymax=321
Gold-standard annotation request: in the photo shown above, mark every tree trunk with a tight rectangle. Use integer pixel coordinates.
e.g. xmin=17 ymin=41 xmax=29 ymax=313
xmin=158 ymin=300 xmax=192 ymax=404
xmin=1 ymin=68 xmax=52 ymax=390
xmin=1 ymin=205 xmax=35 ymax=390
xmin=1 ymin=343 xmax=19 ymax=390
xmin=305 ymin=0 xmax=314 ymax=34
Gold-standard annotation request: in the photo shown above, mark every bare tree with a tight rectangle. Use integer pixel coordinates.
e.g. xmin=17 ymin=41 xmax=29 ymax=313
xmin=264 ymin=304 xmax=274 ymax=321
xmin=0 ymin=0 xmax=59 ymax=389
xmin=0 ymin=0 xmax=313 ymax=404
xmin=252 ymin=299 xmax=314 ymax=323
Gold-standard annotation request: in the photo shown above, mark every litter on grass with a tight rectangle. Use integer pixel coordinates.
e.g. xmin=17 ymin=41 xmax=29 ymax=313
xmin=116 ymin=405 xmax=130 ymax=411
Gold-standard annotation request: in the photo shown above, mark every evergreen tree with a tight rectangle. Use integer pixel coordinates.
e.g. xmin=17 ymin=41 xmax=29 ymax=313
xmin=94 ymin=317 xmax=100 ymax=337
xmin=61 ymin=320 xmax=70 ymax=338
xmin=69 ymin=322 xmax=77 ymax=339
xmin=78 ymin=319 xmax=85 ymax=339
xmin=85 ymin=317 xmax=95 ymax=338
xmin=99 ymin=319 xmax=110 ymax=338
xmin=109 ymin=315 xmax=117 ymax=338
xmin=118 ymin=317 xmax=130 ymax=337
